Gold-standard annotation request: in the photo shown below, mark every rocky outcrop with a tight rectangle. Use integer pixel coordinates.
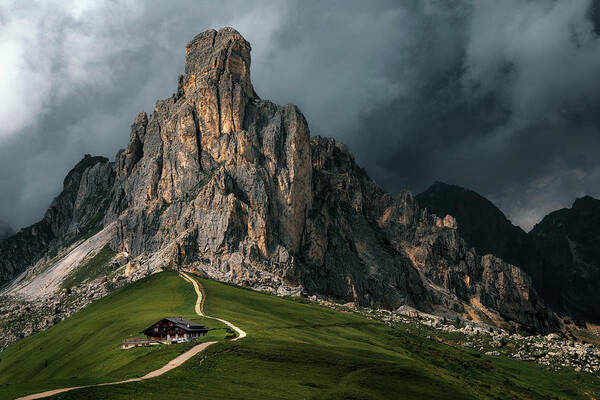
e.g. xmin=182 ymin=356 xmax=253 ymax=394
xmin=301 ymin=139 xmax=556 ymax=332
xmin=106 ymin=28 xmax=312 ymax=295
xmin=0 ymin=155 xmax=115 ymax=288
xmin=0 ymin=28 xmax=558 ymax=333
xmin=417 ymin=182 xmax=534 ymax=269
xmin=300 ymin=137 xmax=428 ymax=309
xmin=417 ymin=183 xmax=600 ymax=324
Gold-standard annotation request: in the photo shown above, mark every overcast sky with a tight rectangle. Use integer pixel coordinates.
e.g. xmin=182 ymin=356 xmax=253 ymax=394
xmin=1 ymin=0 xmax=600 ymax=231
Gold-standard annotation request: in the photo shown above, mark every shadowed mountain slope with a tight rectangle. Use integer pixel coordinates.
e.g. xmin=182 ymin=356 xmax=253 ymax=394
xmin=417 ymin=182 xmax=534 ymax=269
xmin=418 ymin=182 xmax=600 ymax=323
xmin=530 ymin=196 xmax=600 ymax=322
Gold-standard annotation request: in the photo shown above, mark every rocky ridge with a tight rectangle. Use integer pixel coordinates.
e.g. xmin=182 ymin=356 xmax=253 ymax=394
xmin=417 ymin=182 xmax=600 ymax=324
xmin=417 ymin=182 xmax=534 ymax=268
xmin=530 ymin=196 xmax=600 ymax=322
xmin=0 ymin=155 xmax=115 ymax=289
xmin=0 ymin=28 xmax=557 ymax=341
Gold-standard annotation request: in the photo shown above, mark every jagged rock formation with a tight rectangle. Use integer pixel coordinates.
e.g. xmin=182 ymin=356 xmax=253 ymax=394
xmin=106 ymin=28 xmax=312 ymax=294
xmin=417 ymin=182 xmax=534 ymax=269
xmin=304 ymin=146 xmax=555 ymax=331
xmin=0 ymin=28 xmax=558 ymax=332
xmin=0 ymin=155 xmax=114 ymax=288
xmin=417 ymin=182 xmax=600 ymax=324
xmin=0 ymin=221 xmax=13 ymax=241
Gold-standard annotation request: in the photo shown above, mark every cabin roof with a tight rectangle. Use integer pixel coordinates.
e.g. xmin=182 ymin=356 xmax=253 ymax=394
xmin=164 ymin=317 xmax=204 ymax=328
xmin=142 ymin=317 xmax=209 ymax=333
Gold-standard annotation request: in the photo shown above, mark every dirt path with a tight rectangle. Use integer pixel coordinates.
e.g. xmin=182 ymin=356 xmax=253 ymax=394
xmin=16 ymin=272 xmax=245 ymax=400
xmin=180 ymin=272 xmax=247 ymax=340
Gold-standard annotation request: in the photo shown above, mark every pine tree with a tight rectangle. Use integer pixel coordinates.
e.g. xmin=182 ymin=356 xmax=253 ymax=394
xmin=454 ymin=316 xmax=461 ymax=328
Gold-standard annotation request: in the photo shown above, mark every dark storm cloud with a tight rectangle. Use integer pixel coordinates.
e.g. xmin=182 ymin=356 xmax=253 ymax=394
xmin=346 ymin=0 xmax=600 ymax=230
xmin=1 ymin=0 xmax=599 ymax=231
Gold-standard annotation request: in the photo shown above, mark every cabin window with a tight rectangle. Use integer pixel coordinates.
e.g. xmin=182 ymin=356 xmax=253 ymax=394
xmin=154 ymin=327 xmax=158 ymax=333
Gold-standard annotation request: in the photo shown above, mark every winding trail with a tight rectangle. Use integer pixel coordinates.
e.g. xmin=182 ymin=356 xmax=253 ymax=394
xmin=16 ymin=272 xmax=245 ymax=400
xmin=180 ymin=272 xmax=246 ymax=340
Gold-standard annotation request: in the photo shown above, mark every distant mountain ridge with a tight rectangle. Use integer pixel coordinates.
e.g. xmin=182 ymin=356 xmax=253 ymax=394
xmin=530 ymin=196 xmax=600 ymax=322
xmin=0 ymin=28 xmax=558 ymax=333
xmin=418 ymin=182 xmax=600 ymax=323
xmin=0 ymin=155 xmax=114 ymax=287
xmin=416 ymin=182 xmax=534 ymax=268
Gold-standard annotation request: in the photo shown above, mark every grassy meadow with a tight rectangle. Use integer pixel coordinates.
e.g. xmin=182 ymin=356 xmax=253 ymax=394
xmin=0 ymin=271 xmax=599 ymax=399
xmin=0 ymin=272 xmax=226 ymax=398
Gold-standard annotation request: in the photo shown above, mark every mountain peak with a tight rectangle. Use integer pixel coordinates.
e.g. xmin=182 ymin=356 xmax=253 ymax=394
xmin=418 ymin=181 xmax=511 ymax=223
xmin=428 ymin=181 xmax=461 ymax=190
xmin=182 ymin=27 xmax=254 ymax=95
xmin=417 ymin=181 xmax=531 ymax=268
xmin=0 ymin=28 xmax=557 ymax=335
xmin=177 ymin=27 xmax=256 ymax=136
xmin=572 ymin=195 xmax=600 ymax=211
xmin=63 ymin=154 xmax=109 ymax=190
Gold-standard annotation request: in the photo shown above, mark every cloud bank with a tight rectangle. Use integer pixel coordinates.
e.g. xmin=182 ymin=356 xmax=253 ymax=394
xmin=1 ymin=0 xmax=599 ymax=231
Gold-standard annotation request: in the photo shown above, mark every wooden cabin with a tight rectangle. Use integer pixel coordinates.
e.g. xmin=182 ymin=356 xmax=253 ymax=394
xmin=142 ymin=317 xmax=209 ymax=344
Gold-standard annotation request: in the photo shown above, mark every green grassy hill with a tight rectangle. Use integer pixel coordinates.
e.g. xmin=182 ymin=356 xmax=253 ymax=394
xmin=0 ymin=272 xmax=226 ymax=398
xmin=1 ymin=272 xmax=599 ymax=399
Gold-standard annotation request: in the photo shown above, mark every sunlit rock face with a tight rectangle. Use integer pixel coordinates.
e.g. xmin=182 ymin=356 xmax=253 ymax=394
xmin=303 ymin=140 xmax=555 ymax=332
xmin=106 ymin=27 xmax=313 ymax=292
xmin=105 ymin=25 xmax=556 ymax=330
xmin=0 ymin=28 xmax=558 ymax=333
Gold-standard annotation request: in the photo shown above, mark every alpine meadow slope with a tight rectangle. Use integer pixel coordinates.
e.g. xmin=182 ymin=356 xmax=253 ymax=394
xmin=2 ymin=271 xmax=599 ymax=400
xmin=0 ymin=272 xmax=227 ymax=399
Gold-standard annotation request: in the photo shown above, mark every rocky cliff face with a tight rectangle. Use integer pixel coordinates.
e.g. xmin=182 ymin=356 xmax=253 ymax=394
xmin=0 ymin=155 xmax=114 ymax=288
xmin=0 ymin=28 xmax=558 ymax=332
xmin=417 ymin=183 xmax=600 ymax=324
xmin=105 ymin=28 xmax=312 ymax=294
xmin=302 ymin=142 xmax=555 ymax=331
